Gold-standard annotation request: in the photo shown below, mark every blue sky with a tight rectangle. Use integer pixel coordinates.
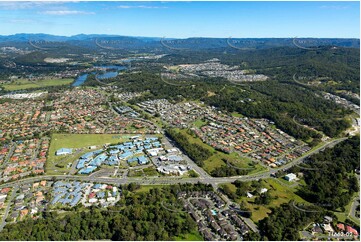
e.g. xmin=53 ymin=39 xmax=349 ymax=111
xmin=0 ymin=1 xmax=359 ymax=38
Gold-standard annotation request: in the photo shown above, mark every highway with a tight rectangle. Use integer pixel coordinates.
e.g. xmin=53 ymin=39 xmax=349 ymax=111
xmin=0 ymin=135 xmax=352 ymax=235
xmin=0 ymin=137 xmax=348 ymax=190
xmin=0 ymin=185 xmax=18 ymax=230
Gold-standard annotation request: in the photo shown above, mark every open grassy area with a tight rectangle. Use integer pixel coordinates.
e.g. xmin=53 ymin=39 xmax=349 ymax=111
xmin=231 ymin=112 xmax=244 ymax=118
xmin=46 ymin=151 xmax=85 ymax=175
xmin=49 ymin=133 xmax=132 ymax=152
xmin=175 ymin=128 xmax=264 ymax=175
xmin=133 ymin=185 xmax=166 ymax=194
xmin=128 ymin=166 xmax=159 ymax=177
xmin=222 ymin=178 xmax=308 ymax=223
xmin=193 ymin=119 xmax=207 ymax=128
xmin=3 ymin=78 xmax=74 ymax=91
xmin=46 ymin=133 xmax=133 ymax=175
xmin=174 ymin=231 xmax=203 ymax=241
xmin=334 ymin=192 xmax=360 ymax=226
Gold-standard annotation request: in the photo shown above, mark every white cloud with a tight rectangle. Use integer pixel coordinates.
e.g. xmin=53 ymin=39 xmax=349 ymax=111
xmin=7 ymin=18 xmax=36 ymax=24
xmin=0 ymin=2 xmax=63 ymax=10
xmin=40 ymin=10 xmax=95 ymax=15
xmin=117 ymin=5 xmax=168 ymax=9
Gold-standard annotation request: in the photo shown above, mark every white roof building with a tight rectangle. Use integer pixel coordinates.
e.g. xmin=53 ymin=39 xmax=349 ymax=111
xmin=284 ymin=173 xmax=297 ymax=181
xmin=55 ymin=148 xmax=73 ymax=156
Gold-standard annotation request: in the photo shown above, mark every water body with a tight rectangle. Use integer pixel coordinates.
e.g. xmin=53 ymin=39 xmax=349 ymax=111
xmin=72 ymin=65 xmax=127 ymax=87
xmin=72 ymin=74 xmax=88 ymax=87
xmin=96 ymin=71 xmax=118 ymax=80
xmin=94 ymin=65 xmax=127 ymax=71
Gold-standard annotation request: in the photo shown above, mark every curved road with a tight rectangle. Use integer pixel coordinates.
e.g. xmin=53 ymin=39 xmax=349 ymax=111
xmin=0 ymin=137 xmax=348 ymax=190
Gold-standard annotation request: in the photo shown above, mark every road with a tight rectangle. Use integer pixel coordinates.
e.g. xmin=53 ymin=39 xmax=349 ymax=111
xmin=216 ymin=188 xmax=259 ymax=233
xmin=349 ymin=197 xmax=360 ymax=221
xmin=68 ymin=149 xmax=84 ymax=175
xmin=268 ymin=137 xmax=347 ymax=174
xmin=0 ymin=137 xmax=348 ymax=190
xmin=0 ymin=185 xmax=18 ymax=230
xmin=349 ymin=175 xmax=360 ymax=222
xmin=0 ymin=136 xmax=351 ymax=234
xmin=163 ymin=135 xmax=212 ymax=180
xmin=0 ymin=142 xmax=15 ymax=170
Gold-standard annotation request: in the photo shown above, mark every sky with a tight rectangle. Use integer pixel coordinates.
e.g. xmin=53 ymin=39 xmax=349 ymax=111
xmin=0 ymin=1 xmax=359 ymax=38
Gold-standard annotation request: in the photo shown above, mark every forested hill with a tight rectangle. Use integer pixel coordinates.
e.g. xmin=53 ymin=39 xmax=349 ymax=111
xmin=259 ymin=136 xmax=360 ymax=241
xmin=0 ymin=184 xmax=211 ymax=241
xmin=0 ymin=34 xmax=359 ymax=50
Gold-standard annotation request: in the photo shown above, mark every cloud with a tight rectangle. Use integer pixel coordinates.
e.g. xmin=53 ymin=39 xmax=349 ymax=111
xmin=0 ymin=2 xmax=62 ymax=10
xmin=7 ymin=18 xmax=36 ymax=24
xmin=117 ymin=5 xmax=168 ymax=9
xmin=40 ymin=10 xmax=95 ymax=15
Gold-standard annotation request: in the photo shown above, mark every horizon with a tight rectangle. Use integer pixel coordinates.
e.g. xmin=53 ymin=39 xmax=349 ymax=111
xmin=0 ymin=1 xmax=359 ymax=38
xmin=0 ymin=33 xmax=360 ymax=39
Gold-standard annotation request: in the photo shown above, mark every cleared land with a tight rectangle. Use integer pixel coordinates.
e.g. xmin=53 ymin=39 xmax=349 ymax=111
xmin=221 ymin=179 xmax=308 ymax=222
xmin=133 ymin=185 xmax=167 ymax=193
xmin=46 ymin=133 xmax=133 ymax=175
xmin=174 ymin=231 xmax=203 ymax=241
xmin=176 ymin=129 xmax=265 ymax=175
xmin=2 ymin=78 xmax=73 ymax=91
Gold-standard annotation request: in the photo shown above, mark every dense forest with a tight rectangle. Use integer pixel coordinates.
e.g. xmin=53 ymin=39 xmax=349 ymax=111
xmin=165 ymin=128 xmax=212 ymax=167
xmin=0 ymin=183 xmax=213 ymax=241
xmin=258 ymin=136 xmax=360 ymax=240
xmin=295 ymin=135 xmax=360 ymax=210
xmin=258 ymin=202 xmax=325 ymax=241
xmin=158 ymin=47 xmax=360 ymax=92
xmin=1 ymin=44 xmax=357 ymax=143
xmin=98 ymin=69 xmax=351 ymax=144
xmin=211 ymin=163 xmax=248 ymax=177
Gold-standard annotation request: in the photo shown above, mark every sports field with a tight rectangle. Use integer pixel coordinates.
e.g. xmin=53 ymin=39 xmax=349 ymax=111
xmin=3 ymin=78 xmax=73 ymax=91
xmin=47 ymin=133 xmax=133 ymax=175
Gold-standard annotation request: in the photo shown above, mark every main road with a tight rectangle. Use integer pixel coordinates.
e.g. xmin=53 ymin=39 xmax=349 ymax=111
xmin=0 ymin=137 xmax=348 ymax=190
xmin=0 ymin=185 xmax=18 ymax=230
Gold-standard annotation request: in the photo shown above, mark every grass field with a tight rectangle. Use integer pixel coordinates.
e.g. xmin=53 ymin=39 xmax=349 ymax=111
xmin=133 ymin=185 xmax=166 ymax=193
xmin=174 ymin=231 xmax=203 ymax=241
xmin=46 ymin=133 xmax=134 ymax=175
xmin=231 ymin=112 xmax=244 ymax=118
xmin=193 ymin=119 xmax=207 ymax=128
xmin=3 ymin=78 xmax=74 ymax=91
xmin=334 ymin=192 xmax=360 ymax=226
xmin=128 ymin=166 xmax=159 ymax=177
xmin=222 ymin=178 xmax=308 ymax=222
xmin=176 ymin=129 xmax=264 ymax=175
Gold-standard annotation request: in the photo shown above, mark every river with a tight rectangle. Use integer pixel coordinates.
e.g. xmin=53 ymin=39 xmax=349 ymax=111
xmin=72 ymin=65 xmax=127 ymax=87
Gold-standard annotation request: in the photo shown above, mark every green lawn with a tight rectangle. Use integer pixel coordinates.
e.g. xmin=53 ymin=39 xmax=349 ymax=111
xmin=231 ymin=112 xmax=244 ymax=118
xmin=128 ymin=167 xmax=159 ymax=177
xmin=222 ymin=178 xmax=309 ymax=222
xmin=334 ymin=192 xmax=360 ymax=225
xmin=174 ymin=231 xmax=203 ymax=241
xmin=193 ymin=119 xmax=207 ymax=128
xmin=46 ymin=151 xmax=85 ymax=175
xmin=175 ymin=129 xmax=260 ymax=175
xmin=3 ymin=78 xmax=74 ymax=91
xmin=134 ymin=185 xmax=166 ymax=193
xmin=47 ymin=133 xmax=133 ymax=174
xmin=49 ymin=133 xmax=132 ymax=152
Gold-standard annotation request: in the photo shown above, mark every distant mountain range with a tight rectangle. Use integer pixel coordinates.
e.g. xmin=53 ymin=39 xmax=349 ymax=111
xmin=0 ymin=33 xmax=359 ymax=49
xmin=0 ymin=33 xmax=167 ymax=42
